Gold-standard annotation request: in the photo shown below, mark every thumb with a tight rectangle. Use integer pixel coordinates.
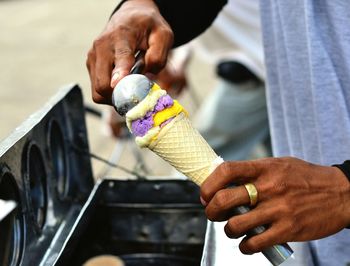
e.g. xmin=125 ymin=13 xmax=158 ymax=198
xmin=111 ymin=48 xmax=136 ymax=88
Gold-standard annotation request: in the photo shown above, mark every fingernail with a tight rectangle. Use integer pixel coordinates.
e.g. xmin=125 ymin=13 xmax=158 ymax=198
xmin=111 ymin=71 xmax=120 ymax=88
xmin=200 ymin=196 xmax=207 ymax=206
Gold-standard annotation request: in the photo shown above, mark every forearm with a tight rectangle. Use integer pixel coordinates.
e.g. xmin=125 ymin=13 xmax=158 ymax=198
xmin=112 ymin=0 xmax=227 ymax=47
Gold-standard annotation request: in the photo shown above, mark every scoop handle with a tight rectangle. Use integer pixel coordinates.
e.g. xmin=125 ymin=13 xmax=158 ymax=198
xmin=130 ymin=50 xmax=145 ymax=74
xmin=232 ymin=206 xmax=293 ymax=266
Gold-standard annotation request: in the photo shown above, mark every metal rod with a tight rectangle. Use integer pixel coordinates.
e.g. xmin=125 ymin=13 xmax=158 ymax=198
xmin=233 ymin=205 xmax=293 ymax=265
xmin=130 ymin=50 xmax=145 ymax=74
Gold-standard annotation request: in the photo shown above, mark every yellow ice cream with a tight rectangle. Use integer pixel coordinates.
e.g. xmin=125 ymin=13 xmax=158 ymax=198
xmin=153 ymin=100 xmax=187 ymax=127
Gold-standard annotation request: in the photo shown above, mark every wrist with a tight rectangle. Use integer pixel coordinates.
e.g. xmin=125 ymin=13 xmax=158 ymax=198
xmin=332 ymin=161 xmax=350 ymax=229
xmin=333 ymin=160 xmax=350 ymax=182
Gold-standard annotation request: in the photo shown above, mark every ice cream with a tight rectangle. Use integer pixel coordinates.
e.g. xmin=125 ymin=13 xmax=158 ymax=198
xmin=126 ymin=82 xmax=187 ymax=148
xmin=124 ymin=77 xmax=222 ymax=185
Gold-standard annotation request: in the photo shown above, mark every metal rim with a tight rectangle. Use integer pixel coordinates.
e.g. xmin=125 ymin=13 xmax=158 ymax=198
xmin=23 ymin=143 xmax=48 ymax=230
xmin=47 ymin=119 xmax=69 ymax=200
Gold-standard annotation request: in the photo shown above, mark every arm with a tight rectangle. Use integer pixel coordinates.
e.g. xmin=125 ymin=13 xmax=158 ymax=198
xmin=200 ymin=157 xmax=350 ymax=254
xmin=86 ymin=0 xmax=226 ymax=105
xmin=112 ymin=0 xmax=227 ymax=47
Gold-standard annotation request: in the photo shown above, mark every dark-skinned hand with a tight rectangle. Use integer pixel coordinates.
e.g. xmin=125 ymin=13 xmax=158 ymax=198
xmin=86 ymin=0 xmax=173 ymax=105
xmin=200 ymin=157 xmax=350 ymax=255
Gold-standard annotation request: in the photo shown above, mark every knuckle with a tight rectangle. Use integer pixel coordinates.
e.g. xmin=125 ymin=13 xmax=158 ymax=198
xmin=86 ymin=58 xmax=91 ymax=70
xmin=115 ymin=24 xmax=130 ymax=33
xmin=92 ymin=85 xmax=111 ymax=104
xmin=95 ymin=85 xmax=110 ymax=99
xmin=86 ymin=49 xmax=95 ymax=63
xmin=263 ymin=157 xmax=284 ymax=174
xmin=147 ymin=60 xmax=163 ymax=72
xmin=272 ymin=179 xmax=288 ymax=195
xmin=276 ymin=198 xmax=292 ymax=218
xmin=218 ymin=161 xmax=233 ymax=178
xmin=286 ymin=218 xmax=300 ymax=237
xmin=204 ymin=208 xmax=215 ymax=221
xmin=225 ymin=219 xmax=242 ymax=238
xmin=92 ymin=92 xmax=104 ymax=104
xmin=114 ymin=46 xmax=133 ymax=57
xmin=275 ymin=157 xmax=294 ymax=173
xmin=205 ymin=191 xmax=227 ymax=221
xmin=248 ymin=239 xmax=263 ymax=253
xmin=159 ymin=26 xmax=174 ymax=41
xmin=86 ymin=49 xmax=96 ymax=71
xmin=200 ymin=185 xmax=211 ymax=202
xmin=256 ymin=157 xmax=273 ymax=169
xmin=92 ymin=36 xmax=106 ymax=50
xmin=212 ymin=190 xmax=229 ymax=209
xmin=147 ymin=54 xmax=166 ymax=72
xmin=94 ymin=81 xmax=108 ymax=95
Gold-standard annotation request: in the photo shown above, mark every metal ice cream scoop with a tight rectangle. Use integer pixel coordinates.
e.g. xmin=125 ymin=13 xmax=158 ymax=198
xmin=112 ymin=74 xmax=153 ymax=116
xmin=112 ymin=51 xmax=153 ymax=116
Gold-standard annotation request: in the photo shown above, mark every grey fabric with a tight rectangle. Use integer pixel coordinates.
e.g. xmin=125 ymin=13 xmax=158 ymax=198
xmin=260 ymin=0 xmax=350 ymax=265
xmin=194 ymin=79 xmax=270 ymax=161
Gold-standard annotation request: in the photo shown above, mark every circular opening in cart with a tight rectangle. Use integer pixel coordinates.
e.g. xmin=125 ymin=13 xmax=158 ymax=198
xmin=48 ymin=120 xmax=68 ymax=198
xmin=26 ymin=144 xmax=47 ymax=229
xmin=0 ymin=172 xmax=25 ymax=266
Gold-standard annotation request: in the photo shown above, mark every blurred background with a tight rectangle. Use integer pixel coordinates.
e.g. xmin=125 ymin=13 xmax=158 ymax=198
xmin=0 ymin=0 xmax=216 ymax=179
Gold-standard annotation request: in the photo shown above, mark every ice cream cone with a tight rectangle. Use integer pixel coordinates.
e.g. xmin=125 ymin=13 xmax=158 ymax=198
xmin=149 ymin=113 xmax=223 ymax=185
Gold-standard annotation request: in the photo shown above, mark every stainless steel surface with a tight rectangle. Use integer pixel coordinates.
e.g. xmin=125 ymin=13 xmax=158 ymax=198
xmin=112 ymin=74 xmax=153 ymax=116
xmin=130 ymin=50 xmax=145 ymax=75
xmin=0 ymin=200 xmax=16 ymax=222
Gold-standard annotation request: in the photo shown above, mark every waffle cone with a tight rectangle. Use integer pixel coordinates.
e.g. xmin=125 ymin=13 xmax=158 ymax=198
xmin=149 ymin=113 xmax=222 ymax=185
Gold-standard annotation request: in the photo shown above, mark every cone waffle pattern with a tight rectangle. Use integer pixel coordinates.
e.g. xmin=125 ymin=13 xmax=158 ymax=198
xmin=149 ymin=113 xmax=219 ymax=185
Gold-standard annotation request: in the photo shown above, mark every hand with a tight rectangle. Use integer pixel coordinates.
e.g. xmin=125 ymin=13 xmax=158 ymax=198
xmin=86 ymin=0 xmax=174 ymax=105
xmin=155 ymin=56 xmax=188 ymax=97
xmin=200 ymin=157 xmax=350 ymax=254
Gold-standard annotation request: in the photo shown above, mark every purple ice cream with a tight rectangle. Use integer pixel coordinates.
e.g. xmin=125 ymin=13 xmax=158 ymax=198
xmin=131 ymin=111 xmax=154 ymax=137
xmin=154 ymin=94 xmax=174 ymax=112
xmin=131 ymin=95 xmax=174 ymax=137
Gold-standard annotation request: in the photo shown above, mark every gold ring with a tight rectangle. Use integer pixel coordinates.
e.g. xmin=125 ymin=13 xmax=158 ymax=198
xmin=244 ymin=183 xmax=258 ymax=207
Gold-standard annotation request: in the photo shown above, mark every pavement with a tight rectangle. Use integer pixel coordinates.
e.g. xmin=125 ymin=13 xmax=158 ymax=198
xmin=0 ymin=0 xmax=216 ymax=180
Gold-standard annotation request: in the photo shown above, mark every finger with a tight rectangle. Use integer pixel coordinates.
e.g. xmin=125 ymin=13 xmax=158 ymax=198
xmin=86 ymin=48 xmax=96 ymax=86
xmin=87 ymin=48 xmax=109 ymax=104
xmin=94 ymin=48 xmax=115 ymax=104
xmin=144 ymin=27 xmax=173 ymax=74
xmin=111 ymin=40 xmax=137 ymax=88
xmin=205 ymin=186 xmax=252 ymax=221
xmin=201 ymin=160 xmax=262 ymax=203
xmin=239 ymin=224 xmax=286 ymax=255
xmin=224 ymin=202 xmax=275 ymax=239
